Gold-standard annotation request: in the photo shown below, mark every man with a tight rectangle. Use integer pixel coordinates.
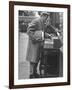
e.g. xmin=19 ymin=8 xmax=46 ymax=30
xmin=26 ymin=12 xmax=52 ymax=78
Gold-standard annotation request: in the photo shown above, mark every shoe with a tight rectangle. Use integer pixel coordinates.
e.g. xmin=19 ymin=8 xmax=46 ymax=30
xmin=29 ymin=73 xmax=40 ymax=79
xmin=29 ymin=74 xmax=35 ymax=79
xmin=34 ymin=73 xmax=40 ymax=78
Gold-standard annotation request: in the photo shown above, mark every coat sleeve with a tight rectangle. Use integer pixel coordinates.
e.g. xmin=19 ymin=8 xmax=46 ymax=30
xmin=27 ymin=20 xmax=37 ymax=38
xmin=27 ymin=19 xmax=43 ymax=43
xmin=45 ymin=24 xmax=58 ymax=36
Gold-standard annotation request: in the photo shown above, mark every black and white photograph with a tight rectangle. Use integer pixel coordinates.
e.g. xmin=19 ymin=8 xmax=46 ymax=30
xmin=9 ymin=1 xmax=70 ymax=89
xmin=18 ymin=10 xmax=63 ymax=79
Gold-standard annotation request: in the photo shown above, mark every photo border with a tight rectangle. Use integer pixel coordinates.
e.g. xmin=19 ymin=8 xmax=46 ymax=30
xmin=9 ymin=1 xmax=70 ymax=89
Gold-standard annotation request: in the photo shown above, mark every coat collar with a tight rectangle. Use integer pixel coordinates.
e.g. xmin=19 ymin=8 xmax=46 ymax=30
xmin=39 ymin=18 xmax=46 ymax=31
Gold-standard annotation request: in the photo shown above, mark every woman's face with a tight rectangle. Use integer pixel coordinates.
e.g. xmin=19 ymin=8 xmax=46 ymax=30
xmin=42 ymin=15 xmax=48 ymax=22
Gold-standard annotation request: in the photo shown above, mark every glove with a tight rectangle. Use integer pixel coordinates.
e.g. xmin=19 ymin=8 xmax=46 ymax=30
xmin=44 ymin=32 xmax=52 ymax=39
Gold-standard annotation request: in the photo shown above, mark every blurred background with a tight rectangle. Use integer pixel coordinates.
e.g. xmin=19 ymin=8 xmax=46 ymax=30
xmin=19 ymin=10 xmax=63 ymax=33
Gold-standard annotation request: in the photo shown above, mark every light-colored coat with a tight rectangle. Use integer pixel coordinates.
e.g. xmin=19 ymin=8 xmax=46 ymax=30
xmin=26 ymin=18 xmax=45 ymax=63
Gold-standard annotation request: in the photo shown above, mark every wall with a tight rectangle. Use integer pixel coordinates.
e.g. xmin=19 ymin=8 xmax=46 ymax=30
xmin=0 ymin=0 xmax=72 ymax=90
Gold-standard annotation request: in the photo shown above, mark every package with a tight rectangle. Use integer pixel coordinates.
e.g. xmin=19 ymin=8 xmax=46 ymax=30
xmin=44 ymin=36 xmax=62 ymax=49
xmin=44 ymin=39 xmax=53 ymax=48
